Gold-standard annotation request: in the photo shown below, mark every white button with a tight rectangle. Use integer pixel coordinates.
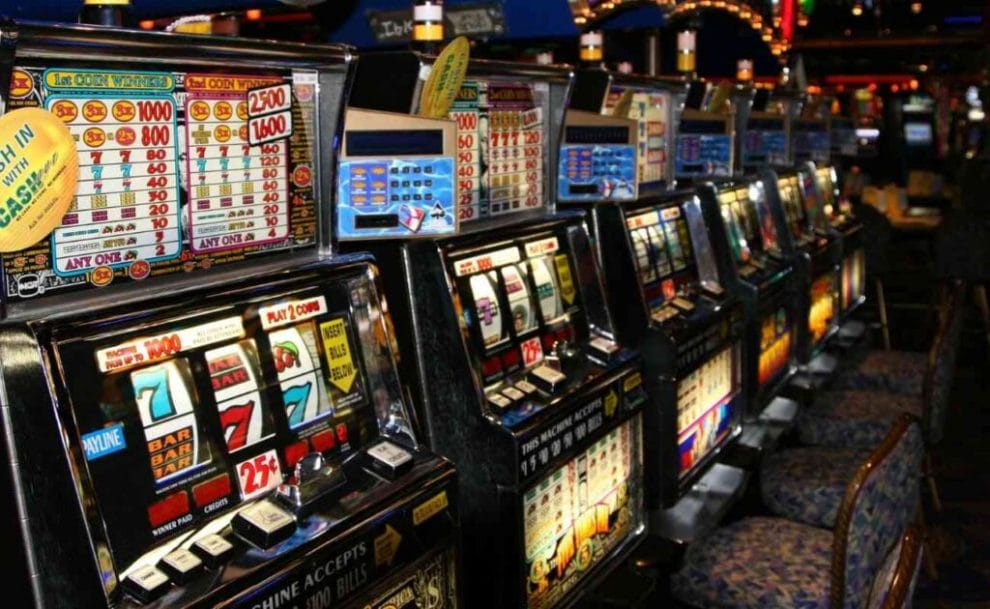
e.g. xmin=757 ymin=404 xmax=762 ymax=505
xmin=502 ymin=387 xmax=526 ymax=401
xmin=239 ymin=500 xmax=294 ymax=535
xmin=129 ymin=565 xmax=169 ymax=592
xmin=514 ymin=380 xmax=538 ymax=395
xmin=367 ymin=441 xmax=413 ymax=469
xmin=194 ymin=534 xmax=233 ymax=558
xmin=162 ymin=549 xmax=201 ymax=574
xmin=532 ymin=365 xmax=566 ymax=385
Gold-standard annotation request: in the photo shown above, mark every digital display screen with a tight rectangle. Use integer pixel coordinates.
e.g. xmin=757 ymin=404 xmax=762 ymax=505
xmin=842 ymin=248 xmax=866 ymax=312
xmin=345 ymin=130 xmax=445 ymax=156
xmin=676 ymin=346 xmax=737 ymax=476
xmin=777 ymin=176 xmax=807 ymax=239
xmin=625 ymin=200 xmax=710 ymax=316
xmin=603 ymin=87 xmax=671 ymax=188
xmin=2 ymin=65 xmax=321 ymax=305
xmin=446 ymin=78 xmax=550 ymax=222
xmin=564 ymin=126 xmax=630 ymax=145
xmin=758 ymin=307 xmax=792 ymax=388
xmin=809 ymin=272 xmax=837 ymax=346
xmin=815 ymin=167 xmax=837 ymax=210
xmin=719 ymin=187 xmax=761 ymax=265
xmin=904 ymin=122 xmax=933 ymax=146
xmin=55 ymin=276 xmax=400 ymax=576
xmin=799 ymin=172 xmax=829 ymax=232
xmin=524 ymin=415 xmax=643 ymax=609
xmin=748 ymin=117 xmax=784 ymax=131
xmin=678 ymin=119 xmax=728 ymax=134
xmin=452 ymin=231 xmax=586 ymax=388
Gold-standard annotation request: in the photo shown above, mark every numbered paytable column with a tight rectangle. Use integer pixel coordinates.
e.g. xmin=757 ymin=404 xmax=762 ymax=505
xmin=450 ymin=107 xmax=481 ymax=222
xmin=50 ymin=96 xmax=181 ymax=275
xmin=185 ymin=97 xmax=290 ymax=253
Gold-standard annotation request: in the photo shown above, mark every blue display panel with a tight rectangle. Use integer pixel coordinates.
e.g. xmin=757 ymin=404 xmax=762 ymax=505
xmin=792 ymin=122 xmax=830 ymax=164
xmin=336 ymin=157 xmax=455 ymax=239
xmin=557 ymin=144 xmax=637 ymax=201
xmin=674 ymin=134 xmax=732 ymax=177
xmin=742 ymin=130 xmax=787 ymax=167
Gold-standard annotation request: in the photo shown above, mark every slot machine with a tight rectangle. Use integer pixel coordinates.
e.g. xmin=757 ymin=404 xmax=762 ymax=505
xmin=699 ymin=175 xmax=799 ymax=448
xmin=771 ymin=164 xmax=843 ymax=381
xmin=816 ymin=164 xmax=866 ymax=340
xmin=341 ymin=53 xmax=650 ymax=609
xmin=563 ymin=69 xmax=747 ymax=541
xmin=0 ymin=23 xmax=460 ymax=609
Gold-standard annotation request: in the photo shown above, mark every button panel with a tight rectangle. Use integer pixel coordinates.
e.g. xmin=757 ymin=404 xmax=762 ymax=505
xmin=337 ymin=157 xmax=456 ymax=239
xmin=558 ymin=144 xmax=637 ymax=201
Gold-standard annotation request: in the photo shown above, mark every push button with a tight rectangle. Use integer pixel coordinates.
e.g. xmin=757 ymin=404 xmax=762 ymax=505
xmin=159 ymin=548 xmax=203 ymax=584
xmin=488 ymin=393 xmax=512 ymax=411
xmin=232 ymin=500 xmax=296 ymax=549
xmin=588 ymin=336 xmax=620 ymax=363
xmin=529 ymin=365 xmax=567 ymax=394
xmin=191 ymin=534 xmax=235 ymax=569
xmin=501 ymin=387 xmax=526 ymax=402
xmin=366 ymin=441 xmax=414 ymax=479
xmin=671 ymin=297 xmax=695 ymax=312
xmin=514 ymin=380 xmax=538 ymax=395
xmin=123 ymin=565 xmax=170 ymax=604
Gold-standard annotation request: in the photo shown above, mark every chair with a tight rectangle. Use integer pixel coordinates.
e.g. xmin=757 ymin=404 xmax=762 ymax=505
xmin=866 ymin=525 xmax=924 ymax=609
xmin=671 ymin=415 xmax=921 ymax=609
xmin=796 ymin=281 xmax=965 ymax=450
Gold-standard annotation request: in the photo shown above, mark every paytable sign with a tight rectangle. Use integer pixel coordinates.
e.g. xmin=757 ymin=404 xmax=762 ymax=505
xmin=1 ymin=67 xmax=320 ymax=304
xmin=448 ymin=79 xmax=547 ymax=222
xmin=45 ymin=70 xmax=182 ymax=277
xmin=185 ymin=75 xmax=290 ymax=254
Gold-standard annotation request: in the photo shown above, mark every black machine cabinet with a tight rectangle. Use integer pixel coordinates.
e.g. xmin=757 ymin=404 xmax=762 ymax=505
xmin=699 ymin=172 xmax=798 ymax=417
xmin=344 ymin=54 xmax=649 ymax=609
xmin=589 ymin=192 xmax=745 ymax=510
xmin=353 ymin=214 xmax=649 ymax=609
xmin=817 ymin=165 xmax=867 ymax=320
xmin=1 ymin=257 xmax=460 ymax=609
xmin=771 ymin=163 xmax=843 ymax=367
xmin=0 ymin=24 xmax=460 ymax=609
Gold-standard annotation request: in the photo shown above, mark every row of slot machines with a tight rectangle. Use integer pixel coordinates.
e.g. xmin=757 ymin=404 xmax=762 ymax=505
xmin=0 ymin=22 xmax=866 ymax=609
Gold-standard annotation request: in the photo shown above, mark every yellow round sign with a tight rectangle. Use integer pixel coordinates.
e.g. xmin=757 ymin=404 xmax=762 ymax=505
xmin=418 ymin=36 xmax=471 ymax=119
xmin=0 ymin=107 xmax=79 ymax=253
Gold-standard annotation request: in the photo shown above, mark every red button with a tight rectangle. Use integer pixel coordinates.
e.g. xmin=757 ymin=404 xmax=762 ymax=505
xmin=284 ymin=440 xmax=310 ymax=469
xmin=542 ymin=333 xmax=557 ymax=352
xmin=192 ymin=474 xmax=232 ymax=509
xmin=501 ymin=348 xmax=520 ymax=368
xmin=148 ymin=491 xmax=190 ymax=528
xmin=310 ymin=429 xmax=336 ymax=453
xmin=481 ymin=356 xmax=502 ymax=378
xmin=335 ymin=423 xmax=348 ymax=444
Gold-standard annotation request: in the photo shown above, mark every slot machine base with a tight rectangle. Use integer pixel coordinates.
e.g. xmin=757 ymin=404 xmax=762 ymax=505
xmin=737 ymin=396 xmax=799 ymax=455
xmin=650 ymin=463 xmax=749 ymax=544
xmin=806 ymin=351 xmax=839 ymax=376
xmin=576 ymin=562 xmax=658 ymax=609
xmin=834 ymin=319 xmax=867 ymax=349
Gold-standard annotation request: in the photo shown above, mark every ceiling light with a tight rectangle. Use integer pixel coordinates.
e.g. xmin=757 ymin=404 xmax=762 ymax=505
xmin=910 ymin=2 xmax=922 ymax=14
xmin=852 ymin=3 xmax=863 ymax=16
